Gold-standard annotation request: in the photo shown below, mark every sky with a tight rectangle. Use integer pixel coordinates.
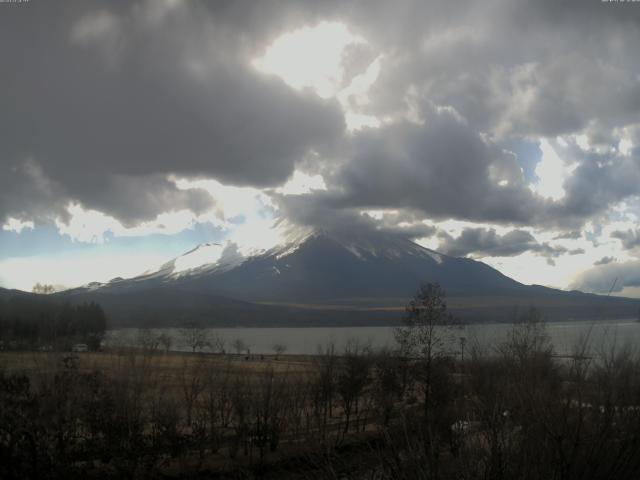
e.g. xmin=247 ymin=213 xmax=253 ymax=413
xmin=1 ymin=0 xmax=640 ymax=296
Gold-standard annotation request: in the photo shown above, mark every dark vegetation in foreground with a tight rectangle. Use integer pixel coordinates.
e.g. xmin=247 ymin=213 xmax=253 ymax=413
xmin=0 ymin=295 xmax=107 ymax=351
xmin=2 ymin=284 xmax=640 ymax=479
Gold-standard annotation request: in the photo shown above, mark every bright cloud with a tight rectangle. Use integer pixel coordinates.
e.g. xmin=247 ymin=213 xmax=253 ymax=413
xmin=2 ymin=217 xmax=35 ymax=234
xmin=531 ymin=139 xmax=576 ymax=201
xmin=253 ymin=22 xmax=365 ymax=98
xmin=276 ymin=170 xmax=327 ymax=195
xmin=0 ymin=252 xmax=169 ymax=292
xmin=254 ymin=21 xmax=384 ymax=131
xmin=54 ymin=204 xmax=217 ymax=243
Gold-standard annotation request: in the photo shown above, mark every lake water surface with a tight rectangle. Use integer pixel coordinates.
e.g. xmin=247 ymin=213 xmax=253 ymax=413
xmin=106 ymin=319 xmax=640 ymax=356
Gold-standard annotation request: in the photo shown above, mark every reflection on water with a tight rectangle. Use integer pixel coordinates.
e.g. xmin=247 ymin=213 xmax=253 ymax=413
xmin=105 ymin=319 xmax=640 ymax=356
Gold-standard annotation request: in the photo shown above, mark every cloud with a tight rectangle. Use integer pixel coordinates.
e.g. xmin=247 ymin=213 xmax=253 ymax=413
xmin=0 ymin=251 xmax=171 ymax=292
xmin=274 ymin=193 xmax=436 ymax=241
xmin=438 ymin=228 xmax=539 ymax=258
xmin=321 ymin=105 xmax=548 ymax=224
xmin=547 ymin=143 xmax=640 ymax=228
xmin=321 ymin=0 xmax=640 ymax=230
xmin=2 ymin=218 xmax=35 ymax=234
xmin=279 ymin=100 xmax=638 ymax=233
xmin=554 ymin=231 xmax=582 ymax=240
xmin=0 ymin=1 xmax=345 ymax=225
xmin=436 ymin=227 xmax=585 ymax=262
xmin=343 ymin=0 xmax=640 ymax=138
xmin=612 ymin=229 xmax=640 ymax=251
xmin=595 ymin=256 xmax=616 ymax=266
xmin=571 ymin=260 xmax=640 ymax=294
xmin=2 ymin=0 xmax=640 ymax=247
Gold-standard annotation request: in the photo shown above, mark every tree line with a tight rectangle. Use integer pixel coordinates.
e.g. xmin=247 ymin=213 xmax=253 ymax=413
xmin=0 ymin=295 xmax=107 ymax=350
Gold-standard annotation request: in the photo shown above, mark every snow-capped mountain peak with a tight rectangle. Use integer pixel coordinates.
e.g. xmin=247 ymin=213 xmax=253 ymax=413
xmin=82 ymin=226 xmax=520 ymax=301
xmin=272 ymin=228 xmax=445 ymax=264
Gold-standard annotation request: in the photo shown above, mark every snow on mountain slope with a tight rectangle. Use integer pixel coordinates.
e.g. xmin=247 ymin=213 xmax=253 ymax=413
xmin=82 ymin=227 xmax=524 ymax=302
xmin=247 ymin=227 xmax=445 ymax=264
xmin=126 ymin=229 xmax=523 ymax=301
xmin=173 ymin=243 xmax=224 ymax=274
xmin=136 ymin=241 xmax=252 ymax=281
xmin=150 ymin=225 xmax=445 ymax=281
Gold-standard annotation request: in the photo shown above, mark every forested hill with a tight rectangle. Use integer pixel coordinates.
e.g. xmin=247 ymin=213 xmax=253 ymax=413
xmin=0 ymin=289 xmax=107 ymax=350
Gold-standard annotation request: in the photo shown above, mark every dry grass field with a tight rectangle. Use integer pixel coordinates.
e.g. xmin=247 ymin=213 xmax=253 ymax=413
xmin=6 ymin=315 xmax=640 ymax=479
xmin=0 ymin=349 xmax=314 ymax=377
xmin=0 ymin=347 xmax=389 ymax=478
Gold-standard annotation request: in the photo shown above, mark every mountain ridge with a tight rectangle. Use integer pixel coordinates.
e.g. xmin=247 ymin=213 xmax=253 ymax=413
xmin=82 ymin=229 xmax=525 ymax=299
xmin=40 ymin=228 xmax=640 ymax=327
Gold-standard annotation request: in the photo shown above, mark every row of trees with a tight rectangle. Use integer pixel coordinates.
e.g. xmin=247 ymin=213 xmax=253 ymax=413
xmin=130 ymin=326 xmax=287 ymax=357
xmin=0 ymin=296 xmax=107 ymax=350
xmin=6 ymin=322 xmax=640 ymax=478
xmin=31 ymin=283 xmax=57 ymax=295
xmin=0 ymin=343 xmax=401 ymax=478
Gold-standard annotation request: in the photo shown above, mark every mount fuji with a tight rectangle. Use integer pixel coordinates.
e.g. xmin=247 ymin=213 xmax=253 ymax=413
xmin=59 ymin=229 xmax=640 ymax=327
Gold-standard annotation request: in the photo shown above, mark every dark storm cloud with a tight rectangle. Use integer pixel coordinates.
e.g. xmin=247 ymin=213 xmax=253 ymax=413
xmin=70 ymin=175 xmax=214 ymax=227
xmin=317 ymin=112 xmax=640 ymax=230
xmin=0 ymin=160 xmax=70 ymax=225
xmin=314 ymin=0 xmax=640 ymax=230
xmin=2 ymin=0 xmax=640 ymax=234
xmin=0 ymin=0 xmax=344 ymax=225
xmin=275 ymin=194 xmax=436 ymax=241
xmin=283 ymin=92 xmax=639 ymax=232
xmin=324 ymin=105 xmax=549 ymax=224
xmin=342 ymin=0 xmax=640 ymax=138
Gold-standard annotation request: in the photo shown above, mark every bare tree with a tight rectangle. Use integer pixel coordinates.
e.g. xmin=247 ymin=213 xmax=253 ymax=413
xmin=232 ymin=338 xmax=247 ymax=356
xmin=209 ymin=332 xmax=226 ymax=353
xmin=136 ymin=328 xmax=160 ymax=353
xmin=179 ymin=358 xmax=207 ymax=427
xmin=250 ymin=366 xmax=289 ymax=458
xmin=32 ymin=282 xmax=56 ymax=294
xmin=200 ymin=361 xmax=234 ymax=453
xmin=372 ymin=348 xmax=405 ymax=427
xmin=336 ymin=339 xmax=371 ymax=438
xmin=180 ymin=324 xmax=211 ymax=353
xmin=157 ymin=332 xmax=172 ymax=354
xmin=311 ymin=341 xmax=338 ymax=444
xmin=394 ymin=282 xmax=456 ymax=413
xmin=394 ymin=282 xmax=457 ymax=478
xmin=272 ymin=343 xmax=287 ymax=360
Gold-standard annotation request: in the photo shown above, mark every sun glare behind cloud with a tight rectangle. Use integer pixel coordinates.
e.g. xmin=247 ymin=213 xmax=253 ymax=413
xmin=253 ymin=22 xmax=365 ymax=99
xmin=531 ymin=139 xmax=577 ymax=201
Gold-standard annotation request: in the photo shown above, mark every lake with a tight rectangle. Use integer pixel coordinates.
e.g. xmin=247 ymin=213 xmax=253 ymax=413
xmin=105 ymin=318 xmax=640 ymax=356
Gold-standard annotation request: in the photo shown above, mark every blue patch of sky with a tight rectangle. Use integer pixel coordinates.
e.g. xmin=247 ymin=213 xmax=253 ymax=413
xmin=227 ymin=214 xmax=246 ymax=225
xmin=0 ymin=224 xmax=86 ymax=260
xmin=0 ymin=221 xmax=227 ymax=261
xmin=502 ymin=138 xmax=542 ymax=183
xmin=585 ymin=226 xmax=602 ymax=246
